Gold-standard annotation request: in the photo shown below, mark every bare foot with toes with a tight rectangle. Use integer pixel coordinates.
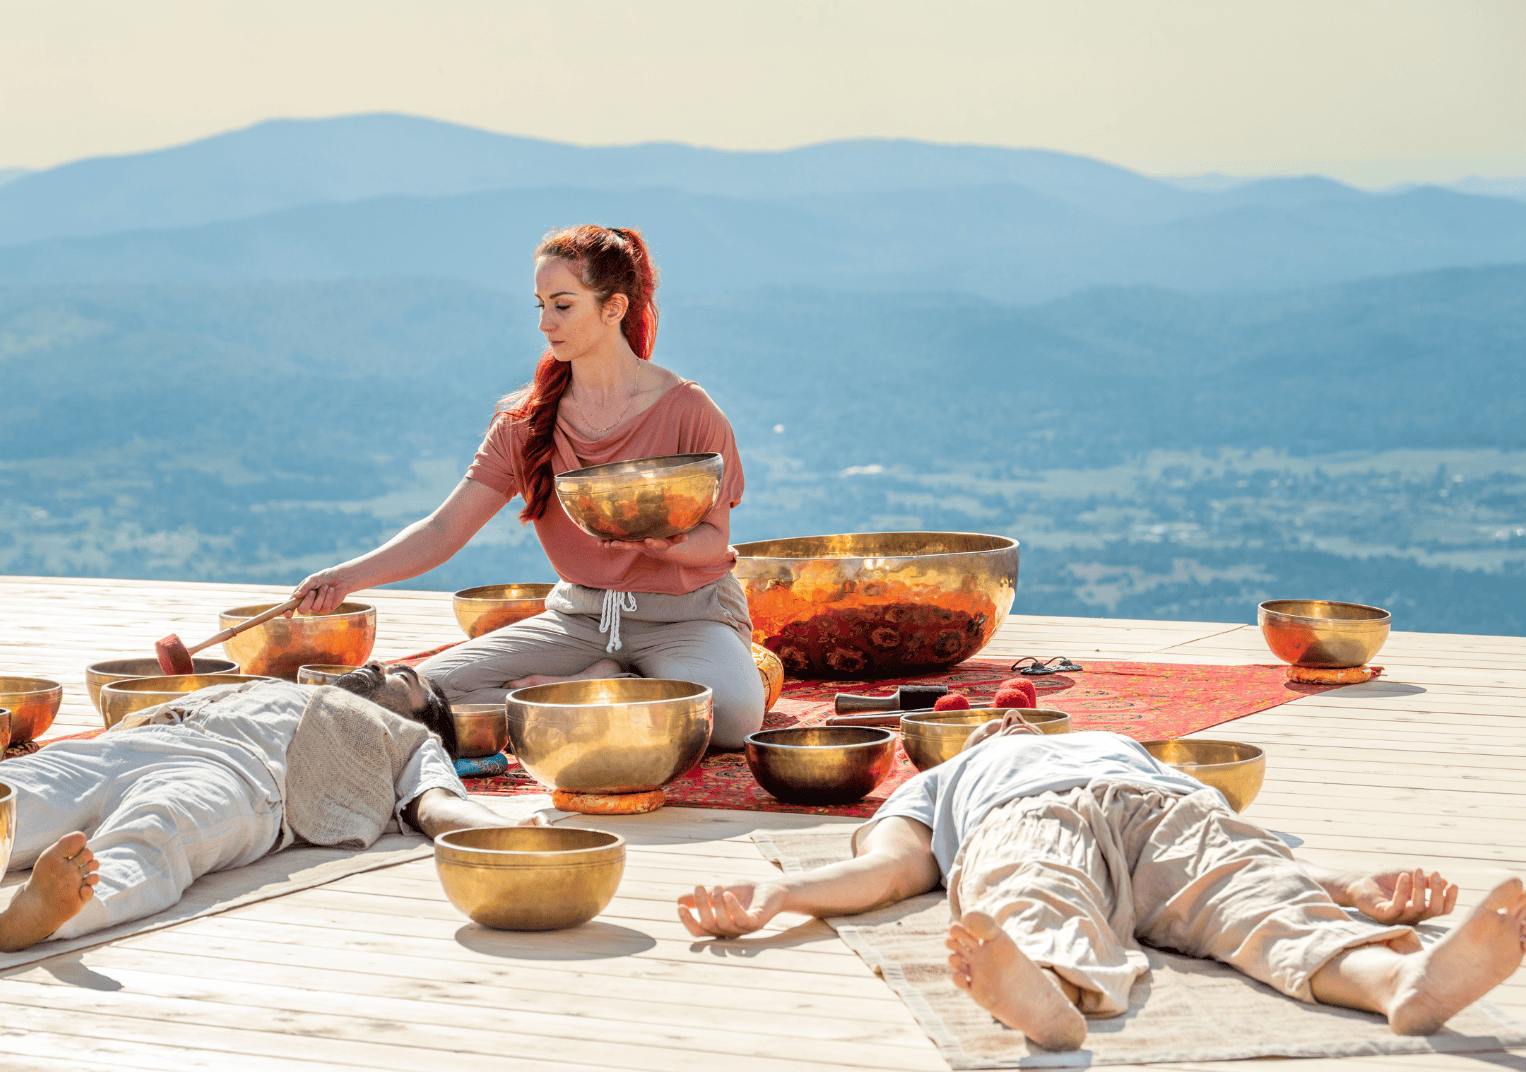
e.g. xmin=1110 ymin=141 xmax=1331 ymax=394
xmin=946 ymin=910 xmax=1088 ymax=1051
xmin=0 ymin=832 xmax=98 ymax=952
xmin=1387 ymin=877 xmax=1526 ymax=1034
xmin=511 ymin=659 xmax=625 ymax=689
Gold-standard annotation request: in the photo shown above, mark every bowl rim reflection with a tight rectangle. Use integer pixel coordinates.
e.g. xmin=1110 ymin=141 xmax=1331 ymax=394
xmin=222 ymin=601 xmax=375 ymax=620
xmin=0 ymin=676 xmax=63 ymax=696
xmin=1140 ymin=738 xmax=1266 ymax=769
xmin=434 ymin=826 xmax=624 ymax=858
xmin=745 ymin=726 xmax=896 ymax=750
xmin=554 ymin=451 xmax=722 ymax=482
xmin=733 ymin=530 xmax=1018 ymax=561
xmin=1257 ymin=599 xmax=1391 ymax=624
xmin=453 ymin=582 xmax=557 ymax=601
xmin=507 ymin=678 xmax=711 ymax=709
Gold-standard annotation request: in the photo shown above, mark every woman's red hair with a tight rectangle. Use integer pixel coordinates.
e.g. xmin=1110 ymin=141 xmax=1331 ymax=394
xmin=500 ymin=225 xmax=659 ymax=522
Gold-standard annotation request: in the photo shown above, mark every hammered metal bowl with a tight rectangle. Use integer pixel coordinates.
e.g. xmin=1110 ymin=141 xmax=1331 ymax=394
xmin=219 ymin=602 xmax=376 ymax=680
xmin=435 ymin=826 xmax=625 ymax=931
xmin=744 ymin=726 xmax=897 ymax=806
xmin=555 ymin=452 xmax=723 ymax=542
xmin=452 ymin=583 xmax=556 ymax=639
xmin=506 ymin=678 xmax=712 ymax=794
xmin=86 ymin=657 xmax=238 ymax=713
xmin=452 ymin=704 xmax=510 ymax=759
xmin=733 ymin=532 xmax=1020 ymax=679
xmin=900 ymin=708 xmax=1070 ymax=771
xmin=0 ymin=709 xmax=9 ymax=753
xmin=1257 ymin=599 xmax=1391 ymax=669
xmin=0 ymin=779 xmax=15 ymax=876
xmin=296 ymin=664 xmax=362 ymax=686
xmin=0 ymin=676 xmax=62 ymax=744
xmin=98 ymin=673 xmax=273 ymax=729
xmin=1142 ymin=739 xmax=1266 ymax=813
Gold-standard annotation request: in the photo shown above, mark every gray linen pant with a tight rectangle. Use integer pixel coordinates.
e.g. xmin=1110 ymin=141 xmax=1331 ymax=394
xmin=950 ymin=783 xmax=1411 ymax=1016
xmin=418 ymin=580 xmax=765 ymax=750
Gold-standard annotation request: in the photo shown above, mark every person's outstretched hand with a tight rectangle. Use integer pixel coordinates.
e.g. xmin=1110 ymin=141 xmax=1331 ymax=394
xmin=290 ymin=568 xmax=352 ymax=616
xmin=678 ymin=882 xmax=786 ymax=938
xmin=1347 ymin=868 xmax=1458 ymax=924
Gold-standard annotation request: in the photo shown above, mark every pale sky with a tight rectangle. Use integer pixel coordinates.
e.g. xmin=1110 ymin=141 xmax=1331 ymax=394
xmin=2 ymin=0 xmax=1522 ymax=186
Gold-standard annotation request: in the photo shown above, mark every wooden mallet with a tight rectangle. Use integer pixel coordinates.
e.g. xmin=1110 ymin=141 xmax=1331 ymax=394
xmin=155 ymin=596 xmax=304 ymax=675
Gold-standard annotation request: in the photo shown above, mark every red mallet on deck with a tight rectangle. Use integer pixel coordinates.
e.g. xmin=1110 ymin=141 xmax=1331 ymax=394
xmin=993 ymin=679 xmax=1038 ymax=709
xmin=932 ymin=693 xmax=971 ymax=711
xmin=154 ymin=596 xmax=304 ymax=675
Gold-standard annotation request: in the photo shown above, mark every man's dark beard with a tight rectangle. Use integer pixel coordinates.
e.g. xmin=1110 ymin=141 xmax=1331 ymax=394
xmin=334 ymin=663 xmax=389 ymax=705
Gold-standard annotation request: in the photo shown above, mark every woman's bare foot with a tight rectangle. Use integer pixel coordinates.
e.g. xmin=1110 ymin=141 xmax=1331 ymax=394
xmin=510 ymin=659 xmax=625 ymax=689
xmin=0 ymin=833 xmax=98 ymax=952
xmin=1387 ymin=877 xmax=1526 ymax=1034
xmin=946 ymin=910 xmax=1088 ymax=1051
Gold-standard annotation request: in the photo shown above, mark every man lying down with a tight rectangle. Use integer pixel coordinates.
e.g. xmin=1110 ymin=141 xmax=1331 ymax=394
xmin=0 ymin=662 xmax=530 ymax=953
xmin=679 ymin=712 xmax=1526 ymax=1051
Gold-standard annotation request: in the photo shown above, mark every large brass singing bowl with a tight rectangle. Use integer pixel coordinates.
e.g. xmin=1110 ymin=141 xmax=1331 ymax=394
xmin=453 ymin=583 xmax=556 ymax=639
xmin=0 ymin=709 xmax=9 ymax=752
xmin=1142 ymin=739 xmax=1266 ymax=813
xmin=219 ymin=602 xmax=376 ymax=680
xmin=452 ymin=705 xmax=510 ymax=759
xmin=555 ymin=452 xmax=723 ymax=542
xmin=506 ymin=678 xmax=712 ymax=794
xmin=1258 ymin=599 xmax=1391 ymax=669
xmin=86 ymin=656 xmax=238 ymax=714
xmin=733 ymin=532 xmax=1020 ymax=679
xmin=435 ymin=826 xmax=626 ymax=931
xmin=98 ymin=674 xmax=273 ymax=729
xmin=0 ymin=676 xmax=62 ymax=744
xmin=744 ymin=726 xmax=897 ymax=806
xmin=900 ymin=707 xmax=1070 ymax=771
xmin=0 ymin=780 xmax=15 ymax=877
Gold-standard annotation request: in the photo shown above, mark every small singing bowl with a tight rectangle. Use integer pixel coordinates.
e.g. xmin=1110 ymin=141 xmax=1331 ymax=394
xmin=452 ymin=583 xmax=556 ymax=639
xmin=0 ymin=676 xmax=62 ymax=744
xmin=452 ymin=704 xmax=510 ymax=759
xmin=744 ymin=726 xmax=897 ymax=806
xmin=87 ymin=657 xmax=238 ymax=713
xmin=98 ymin=673 xmax=272 ymax=729
xmin=555 ymin=452 xmax=723 ymax=543
xmin=435 ymin=826 xmax=626 ymax=931
xmin=900 ymin=708 xmax=1070 ymax=771
xmin=0 ymin=780 xmax=15 ymax=875
xmin=297 ymin=664 xmax=363 ymax=686
xmin=1258 ymin=599 xmax=1390 ymax=669
xmin=507 ymin=678 xmax=713 ymax=794
xmin=1141 ymin=739 xmax=1266 ymax=813
xmin=219 ymin=601 xmax=376 ymax=680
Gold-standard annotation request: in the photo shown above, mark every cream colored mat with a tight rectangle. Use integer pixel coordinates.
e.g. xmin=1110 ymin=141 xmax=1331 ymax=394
xmin=1 ymin=792 xmax=556 ymax=973
xmin=753 ymin=829 xmax=1526 ymax=1069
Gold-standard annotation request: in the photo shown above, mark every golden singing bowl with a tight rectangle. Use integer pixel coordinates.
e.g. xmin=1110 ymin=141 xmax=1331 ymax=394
xmin=87 ymin=656 xmax=237 ymax=714
xmin=0 ymin=780 xmax=15 ymax=876
xmin=555 ymin=452 xmax=724 ymax=542
xmin=452 ymin=704 xmax=510 ymax=759
xmin=1257 ymin=599 xmax=1390 ymax=669
xmin=435 ymin=826 xmax=626 ymax=931
xmin=744 ymin=726 xmax=897 ymax=806
xmin=296 ymin=664 xmax=362 ymax=686
xmin=733 ymin=532 xmax=1020 ymax=679
xmin=453 ymin=583 xmax=556 ymax=639
xmin=98 ymin=673 xmax=273 ymax=729
xmin=900 ymin=707 xmax=1070 ymax=771
xmin=0 ymin=709 xmax=9 ymax=752
xmin=0 ymin=676 xmax=62 ymax=744
xmin=219 ymin=602 xmax=376 ymax=681
xmin=1142 ymin=739 xmax=1266 ymax=813
xmin=506 ymin=678 xmax=713 ymax=794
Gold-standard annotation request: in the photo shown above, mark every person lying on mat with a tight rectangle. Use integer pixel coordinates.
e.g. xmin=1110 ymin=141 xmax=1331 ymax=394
xmin=678 ymin=713 xmax=1526 ymax=1051
xmin=0 ymin=662 xmax=527 ymax=953
xmin=288 ymin=225 xmax=764 ymax=749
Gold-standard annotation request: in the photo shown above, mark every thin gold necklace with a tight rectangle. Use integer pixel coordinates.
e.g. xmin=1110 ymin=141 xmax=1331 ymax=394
xmin=570 ymin=367 xmax=641 ymax=436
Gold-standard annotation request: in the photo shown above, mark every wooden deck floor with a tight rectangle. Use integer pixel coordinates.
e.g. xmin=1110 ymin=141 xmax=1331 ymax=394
xmin=1 ymin=574 xmax=1523 ymax=1071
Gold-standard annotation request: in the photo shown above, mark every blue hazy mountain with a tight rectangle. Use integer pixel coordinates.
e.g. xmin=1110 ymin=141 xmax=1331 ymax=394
xmin=2 ymin=180 xmax=1524 ymax=304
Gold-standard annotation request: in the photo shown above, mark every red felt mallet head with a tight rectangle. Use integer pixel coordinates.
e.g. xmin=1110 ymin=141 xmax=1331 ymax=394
xmin=932 ymin=693 xmax=971 ymax=711
xmin=994 ymin=678 xmax=1038 ymax=709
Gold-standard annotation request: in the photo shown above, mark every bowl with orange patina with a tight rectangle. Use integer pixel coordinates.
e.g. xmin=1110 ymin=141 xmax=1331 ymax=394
xmin=732 ymin=532 xmax=1019 ymax=679
xmin=218 ymin=602 xmax=376 ymax=681
xmin=554 ymin=453 xmax=723 ymax=543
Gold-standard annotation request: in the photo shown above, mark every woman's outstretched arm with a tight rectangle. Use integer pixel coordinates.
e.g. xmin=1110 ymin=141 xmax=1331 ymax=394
xmin=291 ymin=478 xmax=508 ymax=614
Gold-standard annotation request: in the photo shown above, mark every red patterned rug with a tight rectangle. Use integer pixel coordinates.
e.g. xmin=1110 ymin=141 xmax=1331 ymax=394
xmin=434 ymin=655 xmax=1339 ymax=817
xmin=6 ymin=657 xmax=1339 ymax=819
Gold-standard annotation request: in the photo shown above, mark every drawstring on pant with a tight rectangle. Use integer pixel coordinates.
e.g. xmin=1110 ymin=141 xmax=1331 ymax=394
xmin=599 ymin=589 xmax=638 ymax=653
